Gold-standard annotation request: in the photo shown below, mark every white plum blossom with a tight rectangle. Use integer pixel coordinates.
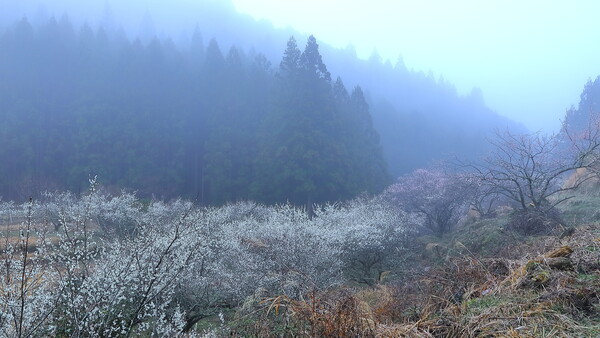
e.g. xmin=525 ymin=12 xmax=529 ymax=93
xmin=1 ymin=183 xmax=414 ymax=335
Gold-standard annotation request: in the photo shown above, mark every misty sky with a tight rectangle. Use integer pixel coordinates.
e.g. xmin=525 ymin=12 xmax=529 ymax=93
xmin=232 ymin=0 xmax=600 ymax=132
xmin=2 ymin=0 xmax=599 ymax=132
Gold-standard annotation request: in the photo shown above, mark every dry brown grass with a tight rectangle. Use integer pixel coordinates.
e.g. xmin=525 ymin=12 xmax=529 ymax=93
xmin=245 ymin=289 xmax=376 ymax=337
xmin=240 ymin=225 xmax=600 ymax=337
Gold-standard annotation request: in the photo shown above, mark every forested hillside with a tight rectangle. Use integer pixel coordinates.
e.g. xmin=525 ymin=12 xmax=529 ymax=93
xmin=563 ymin=76 xmax=600 ymax=132
xmin=0 ymin=17 xmax=391 ymax=204
xmin=0 ymin=8 xmax=520 ymax=204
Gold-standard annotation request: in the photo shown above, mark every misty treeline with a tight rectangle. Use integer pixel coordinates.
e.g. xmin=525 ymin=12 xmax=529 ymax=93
xmin=0 ymin=15 xmax=516 ymax=204
xmin=0 ymin=17 xmax=387 ymax=205
xmin=563 ymin=76 xmax=600 ymax=131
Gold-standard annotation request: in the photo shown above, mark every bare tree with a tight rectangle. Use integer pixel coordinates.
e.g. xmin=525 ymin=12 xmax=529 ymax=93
xmin=563 ymin=111 xmax=600 ymax=182
xmin=466 ymin=174 xmax=505 ymax=218
xmin=472 ymin=125 xmax=600 ymax=213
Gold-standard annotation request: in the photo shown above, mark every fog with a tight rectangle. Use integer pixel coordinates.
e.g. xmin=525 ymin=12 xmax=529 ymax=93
xmin=4 ymin=0 xmax=597 ymax=131
xmin=233 ymin=0 xmax=600 ymax=132
xmin=1 ymin=0 xmax=597 ymax=201
xmin=1 ymin=0 xmax=312 ymax=60
xmin=2 ymin=2 xmax=600 ymax=335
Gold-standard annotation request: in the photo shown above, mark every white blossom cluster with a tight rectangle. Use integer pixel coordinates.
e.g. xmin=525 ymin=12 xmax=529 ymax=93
xmin=0 ymin=186 xmax=414 ymax=335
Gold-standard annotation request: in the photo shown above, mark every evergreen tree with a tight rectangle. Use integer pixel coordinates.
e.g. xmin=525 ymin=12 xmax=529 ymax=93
xmin=564 ymin=76 xmax=600 ymax=132
xmin=333 ymin=79 xmax=390 ymax=196
xmin=255 ymin=36 xmax=383 ymax=207
xmin=189 ymin=27 xmax=205 ymax=69
xmin=279 ymin=36 xmax=301 ymax=78
xmin=348 ymin=86 xmax=390 ymax=192
xmin=333 ymin=76 xmax=350 ymax=103
xmin=203 ymin=46 xmax=256 ymax=204
xmin=300 ymin=35 xmax=331 ymax=82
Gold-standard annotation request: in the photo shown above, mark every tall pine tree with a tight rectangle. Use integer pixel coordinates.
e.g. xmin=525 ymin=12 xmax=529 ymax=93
xmin=254 ymin=35 xmax=388 ymax=207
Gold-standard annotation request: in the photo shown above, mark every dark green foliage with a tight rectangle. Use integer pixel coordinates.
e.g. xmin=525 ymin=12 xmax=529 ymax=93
xmin=253 ymin=36 xmax=389 ymax=206
xmin=279 ymin=36 xmax=301 ymax=77
xmin=0 ymin=19 xmax=388 ymax=205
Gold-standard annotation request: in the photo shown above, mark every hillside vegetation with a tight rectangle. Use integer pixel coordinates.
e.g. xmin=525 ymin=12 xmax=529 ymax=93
xmin=1 ymin=178 xmax=599 ymax=337
xmin=1 ymin=4 xmax=600 ymax=337
xmin=2 ymin=76 xmax=600 ymax=336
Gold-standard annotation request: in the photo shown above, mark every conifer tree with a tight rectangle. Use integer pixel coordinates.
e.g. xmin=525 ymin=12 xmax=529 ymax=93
xmin=279 ymin=36 xmax=301 ymax=78
xmin=255 ymin=36 xmax=368 ymax=207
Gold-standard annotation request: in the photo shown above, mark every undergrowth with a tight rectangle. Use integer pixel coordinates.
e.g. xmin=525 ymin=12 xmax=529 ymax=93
xmin=214 ymin=218 xmax=600 ymax=337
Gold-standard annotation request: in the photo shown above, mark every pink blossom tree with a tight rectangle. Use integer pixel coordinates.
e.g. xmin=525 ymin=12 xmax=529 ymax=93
xmin=385 ymin=169 xmax=472 ymax=235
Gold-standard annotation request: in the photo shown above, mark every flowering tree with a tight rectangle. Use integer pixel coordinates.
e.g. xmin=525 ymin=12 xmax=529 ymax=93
xmin=0 ymin=198 xmax=58 ymax=337
xmin=385 ymin=169 xmax=472 ymax=235
xmin=1 ymin=181 xmax=414 ymax=334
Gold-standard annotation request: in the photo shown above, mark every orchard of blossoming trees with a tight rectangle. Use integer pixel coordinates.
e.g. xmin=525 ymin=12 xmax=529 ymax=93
xmin=0 ymin=178 xmax=421 ymax=336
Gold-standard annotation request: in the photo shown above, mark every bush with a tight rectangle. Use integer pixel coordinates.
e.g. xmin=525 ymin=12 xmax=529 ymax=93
xmin=506 ymin=208 xmax=563 ymax=235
